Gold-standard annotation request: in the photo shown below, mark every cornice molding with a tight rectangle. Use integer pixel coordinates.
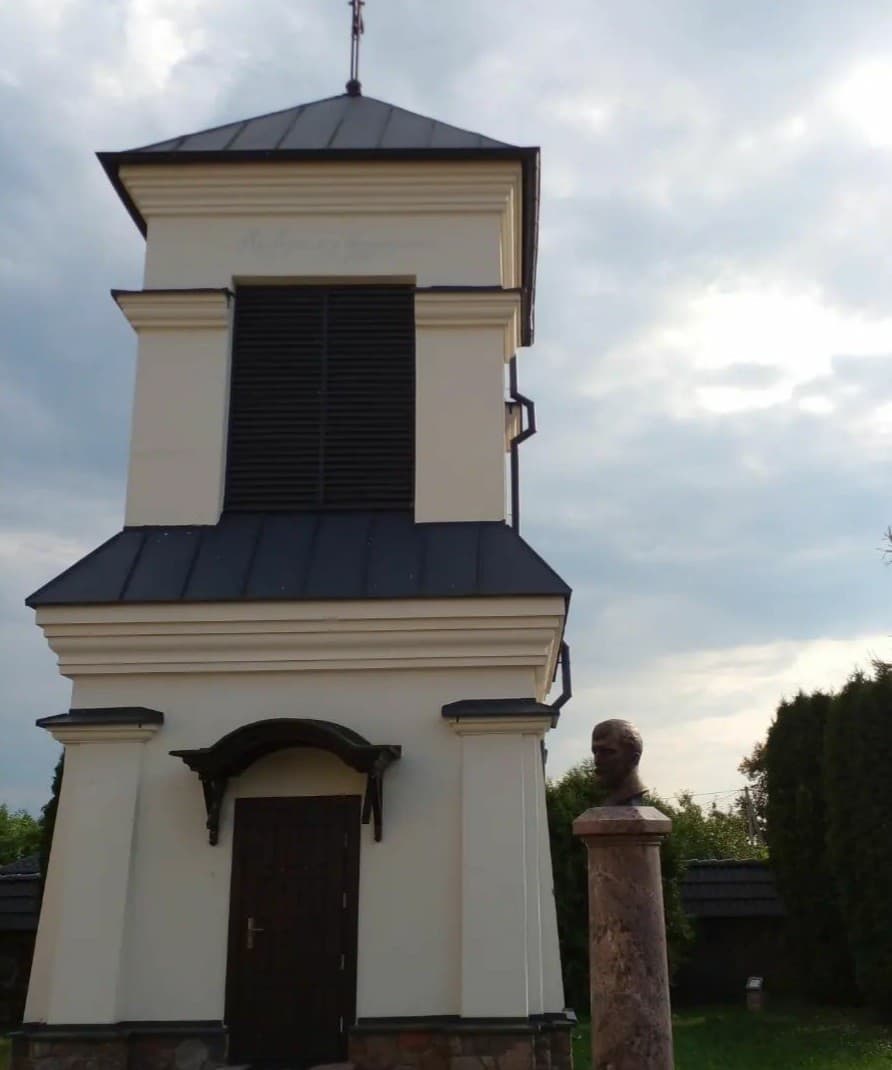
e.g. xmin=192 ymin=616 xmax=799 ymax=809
xmin=119 ymin=161 xmax=523 ymax=289
xmin=34 ymin=597 xmax=566 ymax=696
xmin=114 ymin=289 xmax=232 ymax=331
xmin=43 ymin=724 xmax=161 ymax=745
xmin=448 ymin=715 xmax=554 ymax=737
xmin=119 ymin=161 xmax=521 ymax=214
xmin=415 ymin=291 xmax=522 ymax=359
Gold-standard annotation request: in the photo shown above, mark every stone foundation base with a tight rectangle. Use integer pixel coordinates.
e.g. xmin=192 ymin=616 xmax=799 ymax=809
xmin=11 ymin=1022 xmax=227 ymax=1070
xmin=11 ymin=1018 xmax=572 ymax=1070
xmin=349 ymin=1017 xmax=574 ymax=1070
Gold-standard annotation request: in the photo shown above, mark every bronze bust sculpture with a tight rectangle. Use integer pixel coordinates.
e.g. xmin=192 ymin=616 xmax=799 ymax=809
xmin=591 ymin=719 xmax=646 ymax=806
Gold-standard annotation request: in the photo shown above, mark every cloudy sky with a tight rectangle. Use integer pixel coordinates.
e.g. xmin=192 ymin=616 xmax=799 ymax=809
xmin=3 ymin=0 xmax=892 ymax=813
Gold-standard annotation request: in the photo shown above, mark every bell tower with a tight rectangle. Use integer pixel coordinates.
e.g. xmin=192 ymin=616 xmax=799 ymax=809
xmin=18 ymin=80 xmax=573 ymax=1070
xmin=102 ymin=92 xmax=536 ymax=529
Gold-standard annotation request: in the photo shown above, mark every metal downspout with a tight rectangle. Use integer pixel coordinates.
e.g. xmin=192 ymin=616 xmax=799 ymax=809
xmin=508 ymin=357 xmax=537 ymax=532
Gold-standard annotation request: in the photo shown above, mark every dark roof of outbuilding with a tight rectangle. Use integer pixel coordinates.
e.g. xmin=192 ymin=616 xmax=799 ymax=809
xmin=96 ymin=92 xmax=541 ymax=343
xmin=0 ymin=856 xmax=39 ymax=877
xmin=26 ymin=513 xmax=571 ymax=607
xmin=0 ymin=856 xmax=41 ymax=933
xmin=681 ymin=860 xmax=785 ymax=919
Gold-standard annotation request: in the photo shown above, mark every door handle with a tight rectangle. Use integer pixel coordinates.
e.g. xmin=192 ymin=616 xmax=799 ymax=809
xmin=246 ymin=916 xmax=265 ymax=950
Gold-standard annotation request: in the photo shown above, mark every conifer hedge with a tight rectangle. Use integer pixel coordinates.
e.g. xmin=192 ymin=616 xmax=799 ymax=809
xmin=39 ymin=754 xmax=64 ymax=883
xmin=825 ymin=667 xmax=892 ymax=1017
xmin=764 ymin=691 xmax=857 ymax=1003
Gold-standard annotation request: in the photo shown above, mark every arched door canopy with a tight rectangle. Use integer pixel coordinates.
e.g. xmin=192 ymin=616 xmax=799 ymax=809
xmin=171 ymin=719 xmax=401 ymax=845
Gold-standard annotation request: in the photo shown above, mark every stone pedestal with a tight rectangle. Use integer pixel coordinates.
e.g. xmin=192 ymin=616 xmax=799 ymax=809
xmin=572 ymin=806 xmax=673 ymax=1070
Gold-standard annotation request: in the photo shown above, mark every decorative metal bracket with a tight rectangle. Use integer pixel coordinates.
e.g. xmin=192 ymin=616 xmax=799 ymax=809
xmin=199 ymin=773 xmax=228 ymax=846
xmin=172 ymin=719 xmax=401 ymax=846
xmin=360 ymin=752 xmax=394 ymax=842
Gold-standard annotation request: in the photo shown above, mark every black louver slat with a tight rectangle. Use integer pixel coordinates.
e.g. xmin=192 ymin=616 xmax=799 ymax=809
xmin=325 ymin=289 xmax=415 ymax=506
xmin=224 ymin=286 xmax=415 ymax=511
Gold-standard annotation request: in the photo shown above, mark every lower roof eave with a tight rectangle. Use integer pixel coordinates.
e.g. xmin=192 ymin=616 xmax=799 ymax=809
xmin=33 ymin=593 xmax=567 ymax=694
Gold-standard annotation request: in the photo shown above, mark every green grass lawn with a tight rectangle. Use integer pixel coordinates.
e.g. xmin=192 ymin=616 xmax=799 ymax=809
xmin=0 ymin=1036 xmax=9 ymax=1070
xmin=572 ymin=1005 xmax=892 ymax=1069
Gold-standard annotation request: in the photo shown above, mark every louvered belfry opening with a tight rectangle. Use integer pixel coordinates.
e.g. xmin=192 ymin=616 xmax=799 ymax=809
xmin=224 ymin=285 xmax=415 ymax=511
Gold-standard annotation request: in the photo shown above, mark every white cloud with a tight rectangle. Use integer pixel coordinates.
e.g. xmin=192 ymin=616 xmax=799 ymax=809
xmin=552 ymin=94 xmax=616 ymax=135
xmin=587 ymin=281 xmax=892 ymax=417
xmin=798 ymin=394 xmax=835 ymax=415
xmin=831 ymin=58 xmax=892 ymax=149
xmin=547 ymin=633 xmax=891 ymax=800
xmin=0 ymin=530 xmax=91 ymax=578
xmin=91 ymin=0 xmax=208 ymax=99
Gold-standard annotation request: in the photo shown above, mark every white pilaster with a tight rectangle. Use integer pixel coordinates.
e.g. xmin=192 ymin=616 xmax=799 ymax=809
xmin=537 ymin=752 xmax=567 ymax=1013
xmin=115 ymin=290 xmax=232 ymax=527
xmin=523 ymin=737 xmax=545 ymax=1016
xmin=451 ymin=714 xmax=552 ymax=1018
xmin=414 ymin=292 xmax=521 ymax=524
xmin=25 ymin=722 xmax=158 ymax=1024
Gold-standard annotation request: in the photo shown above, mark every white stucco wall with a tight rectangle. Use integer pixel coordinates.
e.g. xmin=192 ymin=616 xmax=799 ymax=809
xmin=122 ymin=160 xmax=523 ymax=292
xmin=143 ymin=215 xmax=505 ymax=292
xmin=33 ymin=664 xmax=565 ymax=1025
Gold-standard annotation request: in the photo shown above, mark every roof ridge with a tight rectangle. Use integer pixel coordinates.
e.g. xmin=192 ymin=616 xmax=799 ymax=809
xmin=685 ymin=858 xmax=771 ymax=866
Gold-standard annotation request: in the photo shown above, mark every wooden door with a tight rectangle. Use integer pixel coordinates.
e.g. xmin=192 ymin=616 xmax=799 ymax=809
xmin=225 ymin=796 xmax=361 ymax=1067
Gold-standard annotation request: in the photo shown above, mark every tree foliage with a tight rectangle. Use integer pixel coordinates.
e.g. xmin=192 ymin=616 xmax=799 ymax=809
xmin=0 ymin=804 xmax=42 ymax=865
xmin=545 ymin=760 xmax=760 ymax=1015
xmin=764 ymin=690 xmax=858 ymax=1004
xmin=668 ymin=791 xmax=765 ymax=863
xmin=825 ymin=666 xmax=892 ymax=1017
xmin=0 ymin=753 xmax=64 ymax=880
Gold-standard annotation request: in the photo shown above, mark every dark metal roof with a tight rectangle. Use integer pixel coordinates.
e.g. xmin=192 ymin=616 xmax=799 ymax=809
xmin=442 ymin=698 xmax=556 ymax=720
xmin=0 ymin=857 xmax=40 ymax=933
xmin=125 ymin=93 xmax=516 ymax=154
xmin=681 ymin=860 xmax=785 ymax=920
xmin=26 ymin=513 xmax=570 ymax=607
xmin=36 ymin=708 xmax=164 ymax=730
xmin=97 ymin=93 xmax=540 ymax=344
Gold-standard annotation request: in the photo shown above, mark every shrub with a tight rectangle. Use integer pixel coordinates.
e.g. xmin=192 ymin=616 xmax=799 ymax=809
xmin=546 ymin=761 xmax=695 ymax=1015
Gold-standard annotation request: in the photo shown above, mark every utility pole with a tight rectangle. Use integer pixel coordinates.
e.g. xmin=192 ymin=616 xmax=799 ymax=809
xmin=743 ymin=785 xmax=760 ymax=843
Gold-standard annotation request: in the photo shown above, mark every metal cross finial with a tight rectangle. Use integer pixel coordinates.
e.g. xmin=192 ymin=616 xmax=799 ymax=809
xmin=346 ymin=0 xmax=365 ymax=96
